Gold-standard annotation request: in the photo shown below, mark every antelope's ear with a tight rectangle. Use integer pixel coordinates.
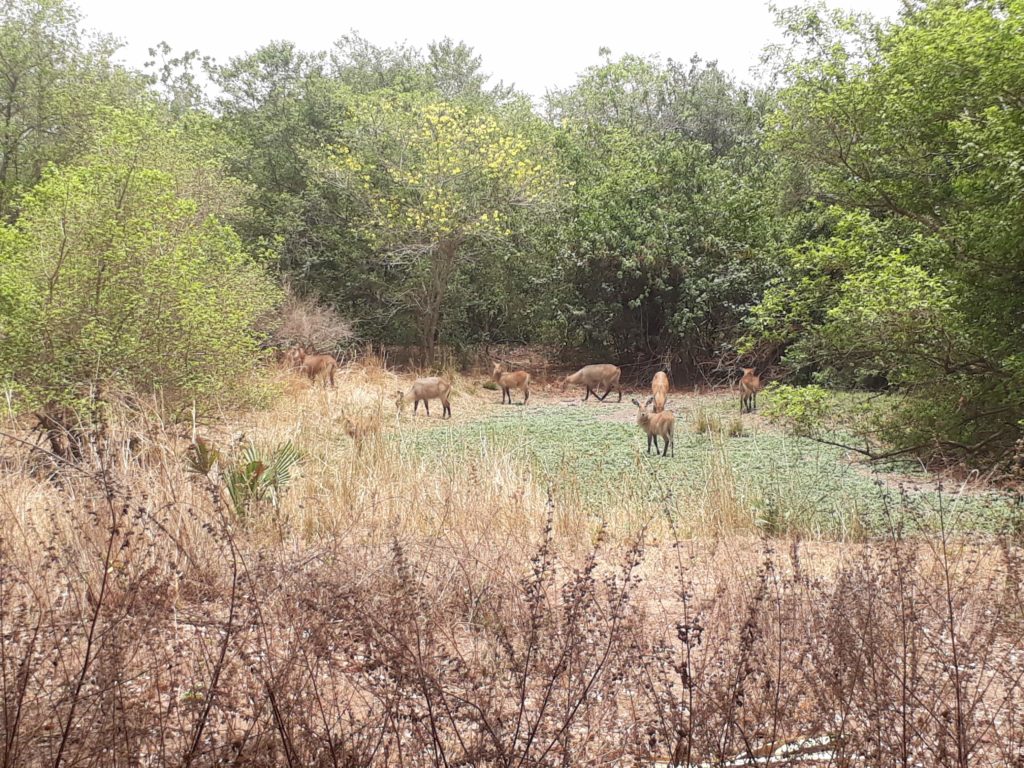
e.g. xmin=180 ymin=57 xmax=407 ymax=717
xmin=645 ymin=396 xmax=654 ymax=406
xmin=631 ymin=398 xmax=640 ymax=407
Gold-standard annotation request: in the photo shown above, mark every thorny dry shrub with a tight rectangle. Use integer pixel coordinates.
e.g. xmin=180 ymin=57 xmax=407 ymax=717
xmin=2 ymin=458 xmax=1024 ymax=767
xmin=269 ymin=289 xmax=355 ymax=355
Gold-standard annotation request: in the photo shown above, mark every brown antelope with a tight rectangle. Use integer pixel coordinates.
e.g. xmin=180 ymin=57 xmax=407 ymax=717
xmin=651 ymin=371 xmax=669 ymax=413
xmin=739 ymin=367 xmax=762 ymax=413
xmin=283 ymin=345 xmax=305 ymax=370
xmin=492 ymin=362 xmax=530 ymax=405
xmin=559 ymin=364 xmax=622 ymax=402
xmin=296 ymin=348 xmax=338 ymax=387
xmin=341 ymin=410 xmax=380 ymax=453
xmin=632 ymin=397 xmax=675 ymax=457
xmin=395 ymin=377 xmax=452 ymax=419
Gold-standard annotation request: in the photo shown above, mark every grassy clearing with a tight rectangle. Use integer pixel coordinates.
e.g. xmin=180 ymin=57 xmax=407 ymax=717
xmin=7 ymin=367 xmax=1009 ymax=546
xmin=399 ymin=386 xmax=1019 ymax=539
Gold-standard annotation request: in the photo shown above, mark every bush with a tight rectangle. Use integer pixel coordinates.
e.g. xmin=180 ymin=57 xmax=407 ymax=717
xmin=0 ymin=108 xmax=281 ymax=412
xmin=268 ymin=288 xmax=355 ymax=355
xmin=763 ymin=384 xmax=830 ymax=436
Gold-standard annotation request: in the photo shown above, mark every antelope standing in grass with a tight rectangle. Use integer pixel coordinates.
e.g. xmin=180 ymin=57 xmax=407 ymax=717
xmin=651 ymin=371 xmax=669 ymax=413
xmin=283 ymin=346 xmax=305 ymax=370
xmin=739 ymin=367 xmax=762 ymax=414
xmin=288 ymin=346 xmax=338 ymax=387
xmin=632 ymin=397 xmax=675 ymax=457
xmin=341 ymin=410 xmax=381 ymax=453
xmin=559 ymin=364 xmax=622 ymax=402
xmin=395 ymin=377 xmax=452 ymax=419
xmin=492 ymin=362 xmax=530 ymax=405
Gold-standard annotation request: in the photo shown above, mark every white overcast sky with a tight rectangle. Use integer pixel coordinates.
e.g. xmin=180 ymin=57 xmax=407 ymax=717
xmin=77 ymin=0 xmax=901 ymax=97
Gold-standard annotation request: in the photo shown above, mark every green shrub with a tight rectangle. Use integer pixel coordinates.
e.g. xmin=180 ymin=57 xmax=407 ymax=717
xmin=186 ymin=437 xmax=300 ymax=519
xmin=0 ymin=108 xmax=280 ymax=412
xmin=763 ymin=384 xmax=830 ymax=436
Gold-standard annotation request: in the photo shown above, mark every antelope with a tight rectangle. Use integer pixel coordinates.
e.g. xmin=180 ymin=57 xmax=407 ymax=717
xmin=294 ymin=347 xmax=338 ymax=387
xmin=559 ymin=364 xmax=622 ymax=403
xmin=341 ymin=410 xmax=380 ymax=453
xmin=492 ymin=362 xmax=530 ymax=405
xmin=739 ymin=367 xmax=762 ymax=414
xmin=283 ymin=345 xmax=305 ymax=370
xmin=632 ymin=397 xmax=675 ymax=457
xmin=651 ymin=371 xmax=669 ymax=413
xmin=395 ymin=377 xmax=452 ymax=419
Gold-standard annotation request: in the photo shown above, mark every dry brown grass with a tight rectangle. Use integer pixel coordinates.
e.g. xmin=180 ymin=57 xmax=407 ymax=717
xmin=1 ymin=361 xmax=1023 ymax=766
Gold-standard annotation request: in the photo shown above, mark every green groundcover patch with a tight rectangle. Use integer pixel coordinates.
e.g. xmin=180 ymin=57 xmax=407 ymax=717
xmin=395 ymin=397 xmax=1020 ymax=539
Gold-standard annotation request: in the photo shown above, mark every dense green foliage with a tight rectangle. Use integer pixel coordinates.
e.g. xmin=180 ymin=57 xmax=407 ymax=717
xmin=315 ymin=93 xmax=559 ymax=362
xmin=549 ymin=54 xmax=781 ymax=375
xmin=747 ymin=0 xmax=1024 ymax=461
xmin=210 ymin=37 xmax=559 ymax=355
xmin=1 ymin=0 xmax=1022 ymax=463
xmin=0 ymin=0 xmax=147 ymax=218
xmin=0 ymin=109 xmax=279 ymax=409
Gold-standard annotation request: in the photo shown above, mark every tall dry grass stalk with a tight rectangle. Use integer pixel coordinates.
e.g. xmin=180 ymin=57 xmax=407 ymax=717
xmin=1 ymin=361 xmax=1023 ymax=765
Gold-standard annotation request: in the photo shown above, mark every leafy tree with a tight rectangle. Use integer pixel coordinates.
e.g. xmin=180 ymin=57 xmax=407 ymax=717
xmin=0 ymin=0 xmax=146 ymax=218
xmin=143 ymin=41 xmax=213 ymax=116
xmin=318 ymin=94 xmax=559 ymax=363
xmin=329 ymin=33 xmax=430 ymax=94
xmin=214 ymin=36 xmax=536 ymax=353
xmin=751 ymin=0 xmax=1024 ymax=462
xmin=0 ymin=108 xmax=280 ymax=411
xmin=549 ymin=53 xmax=781 ymax=375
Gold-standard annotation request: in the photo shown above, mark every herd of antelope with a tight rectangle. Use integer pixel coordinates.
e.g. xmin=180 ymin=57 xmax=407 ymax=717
xmin=283 ymin=345 xmax=763 ymax=459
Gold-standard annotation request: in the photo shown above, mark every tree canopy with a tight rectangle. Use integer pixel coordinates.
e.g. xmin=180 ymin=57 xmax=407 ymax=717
xmin=747 ymin=0 xmax=1024 ymax=461
xmin=0 ymin=107 xmax=279 ymax=410
xmin=1 ymin=0 xmax=1022 ymax=464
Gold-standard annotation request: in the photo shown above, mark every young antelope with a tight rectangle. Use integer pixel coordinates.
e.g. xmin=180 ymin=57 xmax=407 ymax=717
xmin=739 ymin=367 xmax=762 ymax=414
xmin=492 ymin=362 xmax=530 ymax=405
xmin=395 ymin=377 xmax=452 ymax=419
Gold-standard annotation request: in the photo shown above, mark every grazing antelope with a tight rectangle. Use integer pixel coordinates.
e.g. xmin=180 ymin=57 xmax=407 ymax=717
xmin=559 ymin=364 xmax=622 ymax=403
xmin=632 ymin=397 xmax=675 ymax=457
xmin=395 ymin=377 xmax=452 ymax=419
xmin=739 ymin=367 xmax=762 ymax=414
xmin=651 ymin=371 xmax=669 ymax=413
xmin=492 ymin=362 xmax=530 ymax=405
xmin=293 ymin=347 xmax=338 ymax=387
xmin=283 ymin=345 xmax=305 ymax=370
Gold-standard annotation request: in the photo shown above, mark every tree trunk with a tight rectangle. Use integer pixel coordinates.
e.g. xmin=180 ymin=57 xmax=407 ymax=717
xmin=418 ymin=238 xmax=459 ymax=368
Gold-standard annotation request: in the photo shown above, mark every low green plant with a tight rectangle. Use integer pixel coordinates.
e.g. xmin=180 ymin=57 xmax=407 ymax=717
xmin=186 ymin=437 xmax=300 ymax=518
xmin=763 ymin=384 xmax=830 ymax=435
xmin=224 ymin=441 xmax=300 ymax=517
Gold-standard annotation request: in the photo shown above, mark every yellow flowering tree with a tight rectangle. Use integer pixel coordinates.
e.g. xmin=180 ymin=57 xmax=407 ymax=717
xmin=322 ymin=95 xmax=558 ymax=364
